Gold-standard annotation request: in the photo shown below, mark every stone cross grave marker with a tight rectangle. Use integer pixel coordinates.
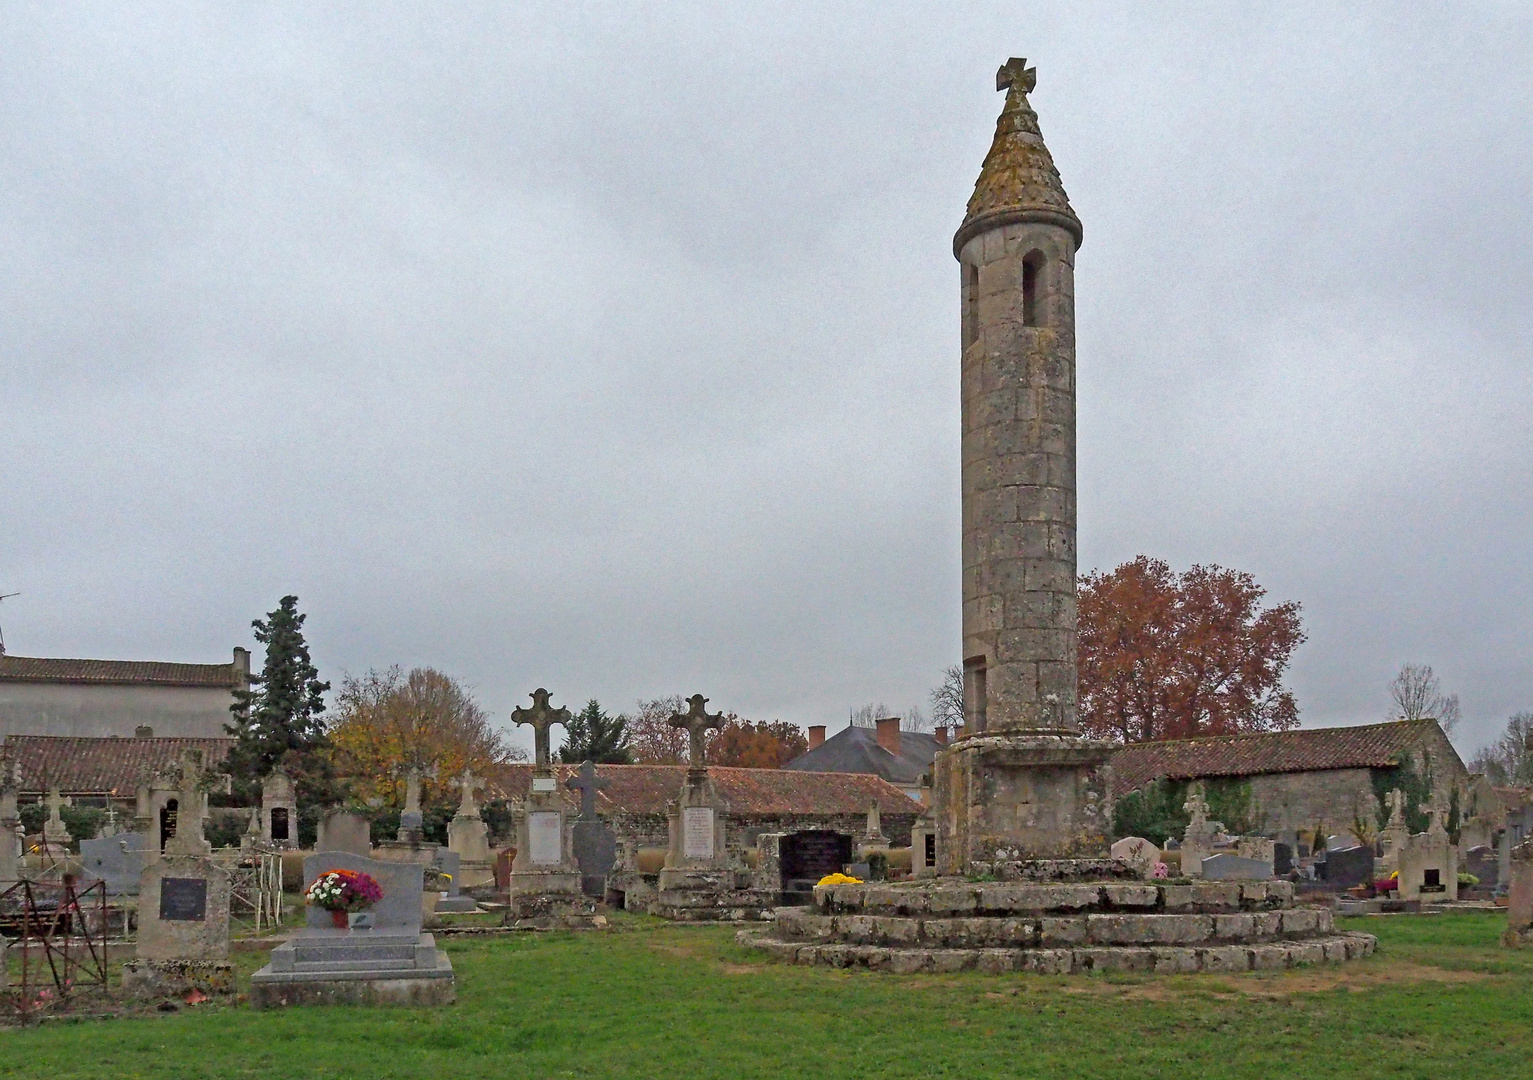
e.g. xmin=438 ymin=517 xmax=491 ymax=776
xmin=1386 ymin=788 xmax=1407 ymax=829
xmin=514 ymin=688 xmax=572 ymax=772
xmin=161 ymin=748 xmax=229 ymax=856
xmin=566 ymin=761 xmax=616 ymax=897
xmin=455 ymin=769 xmax=486 ymax=819
xmin=669 ymin=694 xmax=725 ymax=770
xmin=44 ymin=786 xmax=73 ymax=845
xmin=565 ymin=760 xmax=609 ymax=821
xmin=1423 ymin=789 xmax=1451 ymax=836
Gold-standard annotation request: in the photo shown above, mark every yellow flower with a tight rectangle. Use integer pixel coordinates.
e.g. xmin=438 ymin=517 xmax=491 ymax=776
xmin=816 ymin=872 xmax=863 ymax=887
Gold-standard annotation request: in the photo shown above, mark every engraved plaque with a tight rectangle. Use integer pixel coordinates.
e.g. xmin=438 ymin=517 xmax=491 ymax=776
xmin=528 ymin=811 xmax=562 ymax=865
xmin=159 ymin=877 xmax=207 ymax=921
xmin=531 ymin=777 xmax=556 ymax=793
xmin=683 ymin=807 xmax=715 ymax=860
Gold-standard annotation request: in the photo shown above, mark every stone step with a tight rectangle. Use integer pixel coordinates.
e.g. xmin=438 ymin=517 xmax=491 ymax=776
xmin=740 ymin=930 xmax=1376 ymax=975
xmin=292 ymin=943 xmax=418 ymax=964
xmin=817 ymin=879 xmax=1293 ymax=918
xmin=776 ymin=907 xmax=1333 ymax=949
xmin=288 ymin=958 xmax=424 ymax=973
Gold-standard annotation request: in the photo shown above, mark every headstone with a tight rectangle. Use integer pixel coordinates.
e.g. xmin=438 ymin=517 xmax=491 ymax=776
xmin=861 ymin=801 xmax=889 ymax=850
xmin=1396 ymin=827 xmax=1458 ymax=901
xmin=42 ymin=786 xmax=74 ymax=849
xmin=80 ymin=831 xmax=153 ymax=895
xmin=447 ymin=769 xmax=491 ymax=864
xmin=395 ymin=764 xmax=437 ymax=844
xmin=528 ymin=812 xmax=563 ymax=865
xmin=121 ymin=854 xmax=234 ymax=998
xmin=1323 ymin=845 xmax=1374 ymax=890
xmin=1464 ymin=845 xmax=1498 ymax=889
xmin=1236 ymin=837 xmax=1275 ymax=866
xmin=261 ymin=767 xmax=298 ymax=848
xmin=317 ymin=809 xmax=373 ymax=856
xmin=1179 ymin=783 xmax=1224 ymax=880
xmin=250 ymin=851 xmax=454 ymax=1007
xmin=506 ymin=689 xmax=593 ymax=926
xmin=159 ymin=748 xmax=230 ymax=858
xmin=1273 ymin=842 xmax=1294 ymax=877
xmin=1110 ymin=836 xmax=1161 ymax=878
xmin=910 ymin=812 xmax=937 ymax=879
xmin=566 ymin=761 xmax=617 ymax=898
xmin=1201 ymin=853 xmax=1272 ymax=881
xmin=1503 ymin=840 xmax=1533 ymax=946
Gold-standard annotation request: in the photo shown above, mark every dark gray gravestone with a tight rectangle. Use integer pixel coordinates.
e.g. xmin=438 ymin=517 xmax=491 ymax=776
xmin=572 ymin=820 xmax=617 ymax=898
xmin=1323 ymin=845 xmax=1374 ymax=889
xmin=80 ymin=831 xmax=153 ymax=895
xmin=1273 ymin=843 xmax=1293 ymax=877
xmin=1464 ymin=846 xmax=1498 ymax=888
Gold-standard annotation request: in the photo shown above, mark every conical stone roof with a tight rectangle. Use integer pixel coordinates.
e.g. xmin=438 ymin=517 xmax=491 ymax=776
xmin=954 ymin=58 xmax=1083 ymax=257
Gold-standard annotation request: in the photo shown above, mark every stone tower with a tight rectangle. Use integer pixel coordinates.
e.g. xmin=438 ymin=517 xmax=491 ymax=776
xmin=933 ymin=58 xmax=1112 ymax=872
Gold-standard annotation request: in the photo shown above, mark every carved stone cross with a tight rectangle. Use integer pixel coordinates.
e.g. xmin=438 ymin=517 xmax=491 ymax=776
xmin=513 ymin=688 xmax=572 ymax=770
xmin=1386 ymin=788 xmax=1407 ymax=828
xmin=565 ymin=759 xmax=610 ymax=821
xmin=1182 ymin=782 xmax=1210 ymax=830
xmin=996 ymin=57 xmax=1037 ymax=94
xmin=669 ymin=694 xmax=725 ymax=770
xmin=46 ymin=785 xmax=71 ymax=826
xmin=455 ymin=769 xmax=486 ymax=818
xmin=163 ymin=748 xmax=229 ymax=854
xmin=1422 ymin=789 xmax=1451 ymax=835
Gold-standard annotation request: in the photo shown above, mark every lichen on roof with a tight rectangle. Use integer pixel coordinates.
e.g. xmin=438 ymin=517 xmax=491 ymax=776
xmin=955 ymin=57 xmax=1082 ymax=255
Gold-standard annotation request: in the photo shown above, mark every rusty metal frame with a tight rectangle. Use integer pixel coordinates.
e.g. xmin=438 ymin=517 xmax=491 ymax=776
xmin=0 ymin=876 xmax=110 ymax=1024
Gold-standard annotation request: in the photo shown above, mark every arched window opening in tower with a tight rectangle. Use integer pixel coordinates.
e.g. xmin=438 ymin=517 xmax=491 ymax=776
xmin=1021 ymin=250 xmax=1044 ymax=327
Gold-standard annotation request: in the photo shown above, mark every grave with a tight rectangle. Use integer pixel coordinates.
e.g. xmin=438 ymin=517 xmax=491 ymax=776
xmin=1110 ymin=837 xmax=1161 ymax=878
xmin=261 ymin=767 xmax=298 ymax=848
xmin=506 ymin=689 xmax=596 ymax=927
xmin=1178 ymin=785 xmax=1224 ymax=880
xmin=566 ymin=760 xmax=617 ymax=899
xmin=80 ymin=831 xmax=153 ymax=895
xmin=317 ymin=808 xmax=373 ymax=856
xmin=446 ymin=768 xmax=494 ymax=891
xmin=1273 ymin=843 xmax=1294 ymax=877
xmin=1503 ymin=839 xmax=1533 ymax=946
xmin=41 ymin=786 xmax=74 ymax=851
xmin=910 ymin=811 xmax=938 ymax=880
xmin=653 ymin=695 xmax=770 ymax=921
xmin=1202 ymin=853 xmax=1273 ymax=881
xmin=121 ymin=854 xmax=234 ymax=997
xmin=741 ymin=59 xmax=1375 ymax=975
xmin=250 ymin=851 xmax=455 ymax=1007
xmin=1322 ymin=846 xmax=1375 ymax=891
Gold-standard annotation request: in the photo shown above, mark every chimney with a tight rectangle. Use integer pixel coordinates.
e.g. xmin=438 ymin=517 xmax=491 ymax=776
xmin=875 ymin=717 xmax=901 ymax=756
xmin=808 ymin=725 xmax=826 ymax=750
xmin=135 ymin=725 xmax=154 ymax=739
xmin=935 ymin=725 xmax=948 ymax=745
xmin=953 ymin=723 xmax=966 ymax=741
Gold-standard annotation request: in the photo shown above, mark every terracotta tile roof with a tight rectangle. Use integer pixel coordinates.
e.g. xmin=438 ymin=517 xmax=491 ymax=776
xmin=1109 ymin=720 xmax=1441 ymax=799
xmin=4 ymin=735 xmax=236 ymax=796
xmin=485 ymin=764 xmax=920 ymax=818
xmin=0 ymin=654 xmax=242 ymax=688
xmin=783 ymin=725 xmax=941 ymax=786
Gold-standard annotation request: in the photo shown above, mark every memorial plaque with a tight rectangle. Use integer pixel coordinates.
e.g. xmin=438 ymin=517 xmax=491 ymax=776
xmin=531 ymin=777 xmax=557 ymax=793
xmin=159 ymin=877 xmax=208 ymax=922
xmin=683 ymin=807 xmax=715 ymax=860
xmin=529 ymin=811 xmax=562 ymax=865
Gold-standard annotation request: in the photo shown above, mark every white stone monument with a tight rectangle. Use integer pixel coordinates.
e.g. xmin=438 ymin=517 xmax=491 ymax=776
xmin=506 ymin=689 xmax=593 ymax=927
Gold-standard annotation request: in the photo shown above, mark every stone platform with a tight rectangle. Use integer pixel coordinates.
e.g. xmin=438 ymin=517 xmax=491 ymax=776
xmin=250 ymin=928 xmax=455 ymax=1007
xmin=740 ymin=873 xmax=1376 ymax=975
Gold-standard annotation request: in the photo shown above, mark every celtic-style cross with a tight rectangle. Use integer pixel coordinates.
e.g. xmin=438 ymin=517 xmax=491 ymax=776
xmin=513 ymin=688 xmax=572 ymax=770
xmin=668 ymin=694 xmax=725 ymax=770
xmin=996 ymin=57 xmax=1037 ymax=94
xmin=455 ymin=769 xmax=486 ymax=818
xmin=1182 ymin=782 xmax=1210 ymax=830
xmin=565 ymin=759 xmax=610 ymax=821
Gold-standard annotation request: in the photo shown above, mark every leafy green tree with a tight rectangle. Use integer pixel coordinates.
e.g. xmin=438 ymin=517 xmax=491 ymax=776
xmin=559 ymin=700 xmax=632 ymax=764
xmin=225 ymin=596 xmax=336 ymax=803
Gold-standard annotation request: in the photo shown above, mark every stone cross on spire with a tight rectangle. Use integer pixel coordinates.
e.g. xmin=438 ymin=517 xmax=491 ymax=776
xmin=996 ymin=56 xmax=1036 ymax=93
xmin=513 ymin=688 xmax=572 ymax=771
xmin=669 ymin=694 xmax=725 ymax=770
xmin=1422 ymin=789 xmax=1452 ymax=835
xmin=455 ymin=769 xmax=486 ymax=819
xmin=565 ymin=759 xmax=610 ymax=821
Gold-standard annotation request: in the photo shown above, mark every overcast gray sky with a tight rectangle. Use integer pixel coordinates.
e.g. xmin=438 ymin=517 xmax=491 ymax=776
xmin=2 ymin=4 xmax=1529 ymax=759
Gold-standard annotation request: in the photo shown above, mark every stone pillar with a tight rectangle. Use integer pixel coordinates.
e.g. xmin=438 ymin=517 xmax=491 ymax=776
xmin=0 ymin=762 xmax=19 ymax=887
xmin=933 ymin=58 xmax=1113 ymax=875
xmin=260 ymin=767 xmax=298 ymax=849
xmin=1504 ymin=840 xmax=1533 ymax=947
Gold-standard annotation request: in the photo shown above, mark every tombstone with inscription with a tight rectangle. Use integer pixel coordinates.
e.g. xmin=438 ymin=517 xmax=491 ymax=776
xmin=566 ymin=760 xmax=618 ymax=899
xmin=653 ymin=695 xmax=770 ymax=921
xmin=1394 ymin=793 xmax=1458 ymax=901
xmin=506 ymin=689 xmax=595 ymax=927
xmin=1273 ymin=842 xmax=1294 ymax=877
xmin=1322 ymin=845 xmax=1375 ymax=891
xmin=1201 ymin=852 xmax=1273 ymax=881
xmin=121 ymin=854 xmax=234 ymax=997
xmin=261 ymin=766 xmax=298 ymax=848
xmin=1178 ymin=784 xmax=1223 ymax=880
xmin=910 ymin=809 xmax=937 ymax=880
xmin=250 ymin=851 xmax=454 ymax=1007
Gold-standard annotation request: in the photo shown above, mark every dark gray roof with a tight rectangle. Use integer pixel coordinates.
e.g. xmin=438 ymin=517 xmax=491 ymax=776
xmin=783 ymin=725 xmax=940 ymax=786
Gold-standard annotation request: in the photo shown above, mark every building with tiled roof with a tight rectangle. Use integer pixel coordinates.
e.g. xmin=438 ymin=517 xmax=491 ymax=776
xmin=782 ymin=718 xmax=945 ymax=802
xmin=0 ymin=647 xmax=249 ymax=741
xmin=4 ymin=734 xmax=236 ymax=799
xmin=1108 ymin=719 xmax=1471 ymax=849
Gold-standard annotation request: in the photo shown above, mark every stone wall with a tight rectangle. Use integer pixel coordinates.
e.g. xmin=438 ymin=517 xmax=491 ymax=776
xmin=607 ymin=810 xmax=916 ymax=854
xmin=1245 ymin=769 xmax=1378 ymax=848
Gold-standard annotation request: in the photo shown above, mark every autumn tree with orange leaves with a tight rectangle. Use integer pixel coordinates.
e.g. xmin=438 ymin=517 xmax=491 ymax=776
xmin=1077 ymin=558 xmax=1305 ymax=743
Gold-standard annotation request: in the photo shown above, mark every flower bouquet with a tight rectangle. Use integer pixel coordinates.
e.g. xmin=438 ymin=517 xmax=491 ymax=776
xmin=306 ymin=869 xmax=384 ymax=928
xmin=816 ymin=872 xmax=863 ymax=887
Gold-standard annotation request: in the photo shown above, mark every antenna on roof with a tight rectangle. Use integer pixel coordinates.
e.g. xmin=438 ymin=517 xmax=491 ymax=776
xmin=0 ymin=592 xmax=17 ymax=656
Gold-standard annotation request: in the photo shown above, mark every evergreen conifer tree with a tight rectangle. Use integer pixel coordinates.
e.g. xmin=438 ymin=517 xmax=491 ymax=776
xmin=225 ymin=596 xmax=333 ymax=799
xmin=558 ymin=700 xmax=632 ymax=764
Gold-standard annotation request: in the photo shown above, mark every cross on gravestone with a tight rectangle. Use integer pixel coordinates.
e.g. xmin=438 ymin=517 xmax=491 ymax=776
xmin=512 ymin=688 xmax=572 ymax=770
xmin=46 ymin=786 xmax=72 ymax=826
xmin=1386 ymin=788 xmax=1407 ymax=828
xmin=1422 ymin=789 xmax=1452 ymax=835
xmin=159 ymin=749 xmax=230 ymax=856
xmin=565 ymin=760 xmax=610 ymax=821
xmin=996 ymin=57 xmax=1037 ymax=94
xmin=669 ymin=694 xmax=725 ymax=770
xmin=1183 ymin=782 xmax=1210 ymax=830
xmin=455 ymin=769 xmax=486 ymax=819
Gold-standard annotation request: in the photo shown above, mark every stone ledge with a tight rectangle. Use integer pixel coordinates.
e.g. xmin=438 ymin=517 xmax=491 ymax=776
xmin=737 ymin=930 xmax=1376 ymax=975
xmin=817 ymin=878 xmax=1296 ymax=917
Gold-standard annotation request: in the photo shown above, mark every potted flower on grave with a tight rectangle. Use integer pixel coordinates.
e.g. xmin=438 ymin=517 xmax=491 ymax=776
xmin=305 ymin=868 xmax=384 ymax=929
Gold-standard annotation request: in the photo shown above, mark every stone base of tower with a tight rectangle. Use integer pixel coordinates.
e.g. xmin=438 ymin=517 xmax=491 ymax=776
xmin=933 ymin=732 xmax=1114 ymax=874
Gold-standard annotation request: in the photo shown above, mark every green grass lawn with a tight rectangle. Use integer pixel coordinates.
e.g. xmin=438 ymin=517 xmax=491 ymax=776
xmin=4 ymin=911 xmax=1532 ymax=1079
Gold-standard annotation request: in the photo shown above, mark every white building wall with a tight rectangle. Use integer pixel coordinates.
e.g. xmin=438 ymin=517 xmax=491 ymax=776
xmin=0 ymin=682 xmax=236 ymax=740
